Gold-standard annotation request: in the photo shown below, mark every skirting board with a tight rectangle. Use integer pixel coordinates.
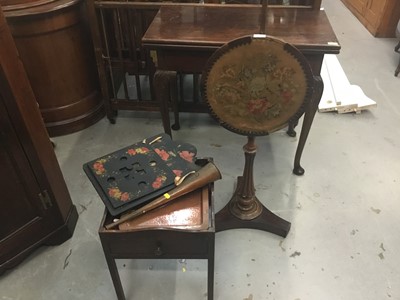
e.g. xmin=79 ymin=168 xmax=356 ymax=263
xmin=319 ymin=54 xmax=377 ymax=114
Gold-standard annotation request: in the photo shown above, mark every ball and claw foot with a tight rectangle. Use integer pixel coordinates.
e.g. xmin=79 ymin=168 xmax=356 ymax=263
xmin=171 ymin=123 xmax=180 ymax=130
xmin=287 ymin=121 xmax=298 ymax=137
xmin=286 ymin=128 xmax=297 ymax=137
xmin=293 ymin=165 xmax=305 ymax=176
xmin=107 ymin=110 xmax=117 ymax=124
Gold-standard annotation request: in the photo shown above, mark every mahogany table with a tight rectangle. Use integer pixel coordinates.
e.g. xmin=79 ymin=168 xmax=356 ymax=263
xmin=142 ymin=4 xmax=339 ymax=237
xmin=99 ymin=184 xmax=215 ymax=300
xmin=142 ymin=4 xmax=340 ymax=177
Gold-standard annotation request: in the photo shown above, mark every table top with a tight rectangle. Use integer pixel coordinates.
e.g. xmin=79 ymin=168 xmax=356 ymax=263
xmin=142 ymin=4 xmax=340 ymax=54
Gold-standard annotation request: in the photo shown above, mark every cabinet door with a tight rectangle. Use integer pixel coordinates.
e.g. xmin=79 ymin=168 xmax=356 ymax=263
xmin=363 ymin=0 xmax=385 ymax=29
xmin=347 ymin=0 xmax=368 ymax=13
xmin=0 ymin=98 xmax=59 ymax=266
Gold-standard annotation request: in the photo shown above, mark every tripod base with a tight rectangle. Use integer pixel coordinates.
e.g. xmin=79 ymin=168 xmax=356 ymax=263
xmin=215 ymin=177 xmax=291 ymax=237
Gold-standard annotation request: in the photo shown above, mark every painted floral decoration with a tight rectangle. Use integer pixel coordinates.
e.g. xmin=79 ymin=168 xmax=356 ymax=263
xmin=126 ymin=147 xmax=150 ymax=156
xmin=179 ymin=150 xmax=195 ymax=162
xmin=155 ymin=148 xmax=170 ymax=161
xmin=93 ymin=159 xmax=107 ymax=175
xmin=152 ymin=175 xmax=167 ymax=189
xmin=173 ymin=169 xmax=183 ymax=177
xmin=108 ymin=187 xmax=130 ymax=202
xmin=127 ymin=149 xmax=136 ymax=156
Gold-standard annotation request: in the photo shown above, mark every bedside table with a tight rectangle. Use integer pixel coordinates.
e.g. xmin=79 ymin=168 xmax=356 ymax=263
xmin=99 ymin=184 xmax=215 ymax=300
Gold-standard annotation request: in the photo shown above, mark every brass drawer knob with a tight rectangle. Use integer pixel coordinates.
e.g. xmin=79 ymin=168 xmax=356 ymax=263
xmin=154 ymin=246 xmax=163 ymax=256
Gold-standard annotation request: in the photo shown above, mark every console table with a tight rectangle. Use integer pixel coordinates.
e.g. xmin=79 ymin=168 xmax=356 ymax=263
xmin=142 ymin=4 xmax=340 ymax=175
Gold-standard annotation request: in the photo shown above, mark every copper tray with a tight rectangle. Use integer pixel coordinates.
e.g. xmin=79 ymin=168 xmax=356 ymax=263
xmin=117 ymin=185 xmax=211 ymax=231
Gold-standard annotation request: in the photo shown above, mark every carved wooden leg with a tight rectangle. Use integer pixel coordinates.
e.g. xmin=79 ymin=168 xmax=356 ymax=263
xmin=193 ymin=74 xmax=200 ymax=103
xmin=154 ymin=70 xmax=179 ymax=137
xmin=287 ymin=119 xmax=299 ymax=137
xmin=107 ymin=110 xmax=117 ymax=124
xmin=207 ymin=233 xmax=215 ymax=300
xmin=149 ymin=69 xmax=156 ymax=103
xmin=293 ymin=76 xmax=324 ymax=175
xmin=394 ymin=41 xmax=400 ymax=77
xmin=170 ymin=74 xmax=181 ymax=130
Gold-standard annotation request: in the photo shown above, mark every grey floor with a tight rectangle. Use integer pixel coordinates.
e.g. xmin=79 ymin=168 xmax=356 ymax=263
xmin=2 ymin=1 xmax=400 ymax=299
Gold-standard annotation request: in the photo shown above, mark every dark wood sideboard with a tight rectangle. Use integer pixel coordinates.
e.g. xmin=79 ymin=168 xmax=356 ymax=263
xmin=0 ymin=6 xmax=78 ymax=274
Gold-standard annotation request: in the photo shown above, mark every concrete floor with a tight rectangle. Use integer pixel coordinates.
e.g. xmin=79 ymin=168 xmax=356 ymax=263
xmin=1 ymin=1 xmax=400 ymax=299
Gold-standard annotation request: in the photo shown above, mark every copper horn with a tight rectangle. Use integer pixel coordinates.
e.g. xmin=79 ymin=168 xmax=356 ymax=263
xmin=105 ymin=162 xmax=222 ymax=230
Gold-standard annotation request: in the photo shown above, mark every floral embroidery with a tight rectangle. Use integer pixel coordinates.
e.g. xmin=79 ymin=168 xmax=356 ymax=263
xmin=108 ymin=187 xmax=130 ymax=202
xmin=221 ymin=66 xmax=236 ymax=79
xmin=247 ymin=98 xmax=272 ymax=115
xmin=273 ymin=66 xmax=295 ymax=81
xmin=155 ymin=148 xmax=169 ymax=161
xmin=281 ymin=90 xmax=293 ymax=103
xmin=207 ymin=41 xmax=306 ymax=131
xmin=179 ymin=151 xmax=194 ymax=162
xmin=152 ymin=175 xmax=167 ymax=189
xmin=93 ymin=159 xmax=107 ymax=175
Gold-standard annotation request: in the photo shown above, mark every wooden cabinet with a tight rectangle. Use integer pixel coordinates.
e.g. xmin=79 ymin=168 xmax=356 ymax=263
xmin=1 ymin=0 xmax=104 ymax=137
xmin=341 ymin=0 xmax=400 ymax=37
xmin=0 ymin=7 xmax=78 ymax=275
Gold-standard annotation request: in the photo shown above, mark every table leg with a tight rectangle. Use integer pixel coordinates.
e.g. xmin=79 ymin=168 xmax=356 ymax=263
xmin=395 ymin=41 xmax=400 ymax=77
xmin=106 ymin=109 xmax=117 ymax=125
xmin=103 ymin=254 xmax=126 ymax=300
xmin=286 ymin=119 xmax=299 ymax=137
xmin=293 ymin=76 xmax=324 ymax=176
xmin=207 ymin=234 xmax=215 ymax=300
xmin=170 ymin=73 xmax=180 ymax=131
xmin=154 ymin=70 xmax=179 ymax=137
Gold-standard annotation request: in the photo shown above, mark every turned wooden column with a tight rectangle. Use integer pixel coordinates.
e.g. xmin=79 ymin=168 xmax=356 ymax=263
xmin=230 ymin=136 xmax=262 ymax=220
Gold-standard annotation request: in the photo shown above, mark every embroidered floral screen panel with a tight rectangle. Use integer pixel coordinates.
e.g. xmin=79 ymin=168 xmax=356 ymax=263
xmin=203 ymin=36 xmax=313 ymax=136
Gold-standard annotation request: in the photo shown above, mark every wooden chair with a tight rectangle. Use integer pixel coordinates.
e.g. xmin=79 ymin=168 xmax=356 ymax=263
xmin=86 ymin=0 xmax=199 ymax=124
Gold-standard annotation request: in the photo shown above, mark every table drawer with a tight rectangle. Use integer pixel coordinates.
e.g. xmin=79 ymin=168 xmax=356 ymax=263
xmin=101 ymin=230 xmax=213 ymax=259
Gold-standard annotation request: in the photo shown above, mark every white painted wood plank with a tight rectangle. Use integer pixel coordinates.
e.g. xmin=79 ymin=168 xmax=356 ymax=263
xmin=319 ymin=54 xmax=377 ymax=114
xmin=319 ymin=58 xmax=338 ymax=112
